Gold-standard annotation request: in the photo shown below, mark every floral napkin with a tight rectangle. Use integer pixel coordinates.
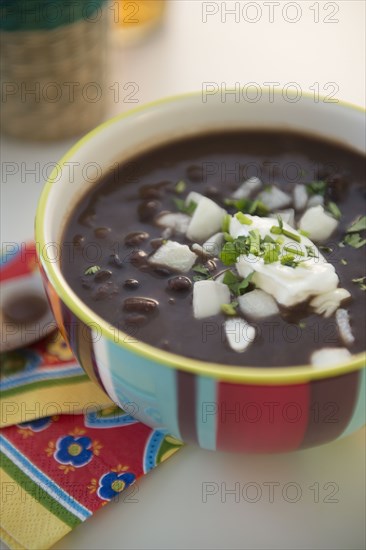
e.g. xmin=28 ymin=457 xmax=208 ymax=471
xmin=0 ymin=245 xmax=183 ymax=549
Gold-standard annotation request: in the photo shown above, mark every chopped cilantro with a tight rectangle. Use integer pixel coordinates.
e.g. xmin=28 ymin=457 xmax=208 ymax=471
xmin=248 ymin=199 xmax=269 ymax=216
xmin=352 ymin=276 xmax=366 ymax=291
xmin=221 ymin=213 xmax=231 ymax=233
xmin=221 ymin=303 xmax=238 ymax=316
xmin=305 ymin=245 xmax=317 ymax=258
xmin=343 ymin=233 xmax=366 ymax=249
xmin=284 ymin=245 xmax=305 ymax=256
xmin=270 ymin=216 xmax=301 ymax=242
xmin=235 ymin=212 xmax=253 ymax=225
xmin=270 ymin=225 xmax=282 ymax=235
xmin=263 ymin=243 xmax=280 ymax=264
xmin=340 ymin=215 xmax=366 ymax=248
xmin=280 ymin=254 xmax=299 ymax=268
xmin=224 ymin=197 xmax=268 ymax=217
xmin=326 ymin=201 xmax=342 ymax=220
xmin=173 ymin=198 xmax=197 ymax=215
xmin=319 ymin=245 xmax=333 ymax=253
xmin=282 ymin=228 xmax=301 ymax=243
xmin=175 ymin=180 xmax=186 ymax=194
xmin=347 ymin=215 xmax=366 ymax=233
xmin=249 ymin=229 xmax=261 ymax=255
xmin=224 ymin=198 xmax=246 ymax=210
xmin=219 ymin=242 xmax=238 ymax=266
xmin=192 ymin=264 xmax=212 ymax=281
xmin=223 ymin=270 xmax=254 ymax=296
xmin=223 ymin=232 xmax=234 ymax=242
xmin=84 ymin=265 xmax=101 ymax=275
xmin=306 ymin=180 xmax=327 ymax=196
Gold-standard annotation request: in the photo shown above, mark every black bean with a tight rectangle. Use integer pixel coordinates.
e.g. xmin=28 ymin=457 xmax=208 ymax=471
xmin=94 ymin=227 xmax=111 ymax=239
xmin=139 ymin=264 xmax=151 ymax=272
xmin=94 ymin=269 xmax=112 ymax=283
xmin=150 ymin=238 xmax=164 ymax=250
xmin=187 ymin=164 xmax=204 ymax=183
xmin=326 ymin=173 xmax=346 ymax=202
xmin=125 ymin=314 xmax=147 ymax=326
xmin=167 ymin=276 xmax=192 ymax=292
xmin=129 ymin=250 xmax=148 ymax=267
xmin=93 ymin=285 xmax=110 ymax=301
xmin=138 ymin=200 xmax=161 ymax=222
xmin=153 ymin=267 xmax=172 ymax=277
xmin=204 ymin=186 xmax=220 ymax=199
xmin=73 ymin=234 xmax=85 ymax=247
xmin=168 ymin=298 xmax=175 ymax=305
xmin=139 ymin=183 xmax=164 ymax=200
xmin=124 ymin=278 xmax=140 ymax=290
xmin=78 ymin=212 xmax=95 ymax=227
xmin=109 ymin=253 xmax=123 ymax=267
xmin=80 ymin=277 xmax=92 ymax=290
xmin=123 ymin=297 xmax=158 ymax=313
xmin=125 ymin=231 xmax=149 ymax=247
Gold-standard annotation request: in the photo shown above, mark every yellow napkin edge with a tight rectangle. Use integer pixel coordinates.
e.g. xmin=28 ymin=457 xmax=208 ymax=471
xmin=1 ymin=379 xmax=114 ymax=428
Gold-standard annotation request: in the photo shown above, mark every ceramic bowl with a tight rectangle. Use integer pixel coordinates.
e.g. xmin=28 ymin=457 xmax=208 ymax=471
xmin=35 ymin=91 xmax=365 ymax=452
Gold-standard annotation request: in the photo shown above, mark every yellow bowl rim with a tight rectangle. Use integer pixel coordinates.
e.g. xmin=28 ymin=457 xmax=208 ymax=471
xmin=35 ymin=89 xmax=366 ymax=385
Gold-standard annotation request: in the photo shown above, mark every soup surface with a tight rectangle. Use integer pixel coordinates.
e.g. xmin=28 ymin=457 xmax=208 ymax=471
xmin=61 ymin=131 xmax=366 ymax=367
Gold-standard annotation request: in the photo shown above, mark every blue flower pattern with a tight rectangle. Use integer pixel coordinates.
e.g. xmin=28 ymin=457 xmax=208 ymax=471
xmin=97 ymin=471 xmax=136 ymax=501
xmin=19 ymin=417 xmax=52 ymax=432
xmin=55 ymin=435 xmax=93 ymax=467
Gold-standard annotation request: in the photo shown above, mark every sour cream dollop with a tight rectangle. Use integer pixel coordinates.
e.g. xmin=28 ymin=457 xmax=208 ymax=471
xmin=232 ymin=215 xmax=339 ymax=307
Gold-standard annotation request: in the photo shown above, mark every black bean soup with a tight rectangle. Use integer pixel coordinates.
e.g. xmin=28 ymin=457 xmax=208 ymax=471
xmin=61 ymin=131 xmax=366 ymax=367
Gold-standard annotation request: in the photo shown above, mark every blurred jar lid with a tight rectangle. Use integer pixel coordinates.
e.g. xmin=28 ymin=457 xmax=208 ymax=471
xmin=0 ymin=0 xmax=107 ymax=31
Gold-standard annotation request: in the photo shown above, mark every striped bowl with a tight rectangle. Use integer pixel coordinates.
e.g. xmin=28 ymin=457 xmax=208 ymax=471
xmin=35 ymin=91 xmax=366 ymax=452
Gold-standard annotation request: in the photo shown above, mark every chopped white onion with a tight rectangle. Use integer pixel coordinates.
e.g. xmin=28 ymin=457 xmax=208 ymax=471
xmin=191 ymin=243 xmax=211 ymax=261
xmin=310 ymin=288 xmax=351 ymax=318
xmin=156 ymin=212 xmax=190 ymax=234
xmin=161 ymin=227 xmax=172 ymax=240
xmin=186 ymin=196 xmax=226 ymax=242
xmin=149 ymin=240 xmax=197 ymax=273
xmin=232 ymin=177 xmax=262 ymax=200
xmin=238 ymin=289 xmax=279 ymax=319
xmin=335 ymin=308 xmax=355 ymax=346
xmin=202 ymin=232 xmax=224 ymax=257
xmin=311 ymin=347 xmax=352 ymax=367
xmin=258 ymin=186 xmax=292 ymax=210
xmin=193 ymin=280 xmax=230 ymax=319
xmin=185 ymin=191 xmax=204 ymax=207
xmin=293 ymin=184 xmax=308 ymax=211
xmin=225 ymin=317 xmax=256 ymax=353
xmin=299 ymin=205 xmax=338 ymax=242
xmin=271 ymin=209 xmax=295 ymax=228
xmin=307 ymin=195 xmax=324 ymax=208
xmin=214 ymin=271 xmax=227 ymax=284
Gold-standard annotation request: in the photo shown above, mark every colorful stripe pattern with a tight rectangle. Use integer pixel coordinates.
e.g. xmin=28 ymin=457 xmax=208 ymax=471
xmin=48 ymin=286 xmax=366 ymax=453
xmin=0 ymin=243 xmax=112 ymax=427
xmin=1 ymin=243 xmax=183 ymax=549
xmin=0 ymin=413 xmax=182 ymax=549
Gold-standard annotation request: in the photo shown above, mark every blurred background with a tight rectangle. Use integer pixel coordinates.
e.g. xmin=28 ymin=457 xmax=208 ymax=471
xmin=1 ymin=2 xmax=365 ymax=549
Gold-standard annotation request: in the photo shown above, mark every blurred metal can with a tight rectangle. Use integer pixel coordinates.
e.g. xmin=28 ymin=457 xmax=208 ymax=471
xmin=0 ymin=0 xmax=110 ymax=141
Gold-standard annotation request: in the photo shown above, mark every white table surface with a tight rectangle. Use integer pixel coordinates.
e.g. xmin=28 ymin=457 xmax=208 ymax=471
xmin=1 ymin=2 xmax=365 ymax=549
